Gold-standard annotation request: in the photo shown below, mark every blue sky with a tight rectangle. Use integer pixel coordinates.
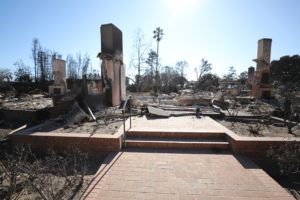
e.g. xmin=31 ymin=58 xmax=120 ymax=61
xmin=1 ymin=0 xmax=300 ymax=80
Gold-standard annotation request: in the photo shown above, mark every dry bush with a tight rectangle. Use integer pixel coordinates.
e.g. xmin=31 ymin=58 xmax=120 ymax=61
xmin=267 ymin=141 xmax=300 ymax=177
xmin=225 ymin=100 xmax=240 ymax=126
xmin=247 ymin=123 xmax=262 ymax=136
xmin=0 ymin=144 xmax=87 ymax=200
xmin=246 ymin=103 xmax=272 ymax=136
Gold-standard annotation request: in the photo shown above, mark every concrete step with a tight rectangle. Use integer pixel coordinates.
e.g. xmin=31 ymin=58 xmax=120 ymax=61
xmin=125 ymin=137 xmax=229 ymax=150
xmin=126 ymin=130 xmax=226 ymax=139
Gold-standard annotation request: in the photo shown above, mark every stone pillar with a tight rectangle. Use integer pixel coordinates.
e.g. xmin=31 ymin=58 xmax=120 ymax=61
xmin=99 ymin=24 xmax=126 ymax=106
xmin=120 ymin=64 xmax=126 ymax=101
xmin=49 ymin=59 xmax=67 ymax=95
xmin=257 ymin=38 xmax=272 ymax=68
xmin=252 ymin=38 xmax=273 ymax=99
xmin=112 ymin=54 xmax=121 ymax=106
xmin=248 ymin=66 xmax=255 ymax=84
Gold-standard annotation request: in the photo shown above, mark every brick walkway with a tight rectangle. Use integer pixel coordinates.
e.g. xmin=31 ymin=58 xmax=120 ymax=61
xmin=82 ymin=149 xmax=294 ymax=200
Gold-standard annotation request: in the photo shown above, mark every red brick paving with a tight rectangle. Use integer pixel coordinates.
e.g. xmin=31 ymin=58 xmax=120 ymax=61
xmin=82 ymin=149 xmax=295 ymax=200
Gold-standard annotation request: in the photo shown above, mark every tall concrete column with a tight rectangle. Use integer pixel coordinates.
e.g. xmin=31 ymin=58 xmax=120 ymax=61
xmin=252 ymin=38 xmax=273 ymax=99
xmin=49 ymin=59 xmax=67 ymax=95
xmin=248 ymin=66 xmax=255 ymax=85
xmin=99 ymin=24 xmax=126 ymax=106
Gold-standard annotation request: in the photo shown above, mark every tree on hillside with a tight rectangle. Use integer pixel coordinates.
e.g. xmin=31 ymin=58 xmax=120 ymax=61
xmin=32 ymin=39 xmax=56 ymax=83
xmin=144 ymin=49 xmax=158 ymax=91
xmin=271 ymin=55 xmax=300 ymax=132
xmin=145 ymin=50 xmax=157 ymax=78
xmin=195 ymin=59 xmax=212 ymax=81
xmin=14 ymin=60 xmax=32 ymax=83
xmin=66 ymin=55 xmax=77 ymax=79
xmin=160 ymin=66 xmax=184 ymax=93
xmin=0 ymin=68 xmax=13 ymax=93
xmin=139 ymin=74 xmax=153 ymax=92
xmin=197 ymin=73 xmax=220 ymax=92
xmin=76 ymin=53 xmax=82 ymax=79
xmin=238 ymin=71 xmax=248 ymax=85
xmin=0 ymin=68 xmax=13 ymax=83
xmin=31 ymin=38 xmax=41 ymax=83
xmin=51 ymin=51 xmax=62 ymax=60
xmin=153 ymin=27 xmax=164 ymax=93
xmin=271 ymin=55 xmax=300 ymax=91
xmin=82 ymin=54 xmax=91 ymax=76
xmin=176 ymin=60 xmax=188 ymax=88
xmin=130 ymin=28 xmax=148 ymax=92
xmin=223 ymin=66 xmax=237 ymax=81
xmin=37 ymin=50 xmax=49 ymax=82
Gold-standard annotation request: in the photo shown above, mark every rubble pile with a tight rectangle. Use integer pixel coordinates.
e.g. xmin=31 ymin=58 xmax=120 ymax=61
xmin=21 ymin=105 xmax=124 ymax=135
xmin=130 ymin=91 xmax=214 ymax=108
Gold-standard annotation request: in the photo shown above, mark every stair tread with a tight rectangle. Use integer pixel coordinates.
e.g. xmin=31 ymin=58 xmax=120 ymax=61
xmin=126 ymin=131 xmax=226 ymax=139
xmin=126 ymin=137 xmax=229 ymax=144
xmin=127 ymin=131 xmax=225 ymax=134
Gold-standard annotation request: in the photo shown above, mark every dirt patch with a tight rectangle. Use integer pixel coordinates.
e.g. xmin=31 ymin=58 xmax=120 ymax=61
xmin=62 ymin=119 xmax=123 ymax=135
xmin=27 ymin=118 xmax=123 ymax=135
xmin=218 ymin=120 xmax=297 ymax=137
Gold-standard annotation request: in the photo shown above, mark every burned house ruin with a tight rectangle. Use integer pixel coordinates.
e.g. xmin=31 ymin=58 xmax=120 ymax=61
xmin=49 ymin=23 xmax=126 ymax=109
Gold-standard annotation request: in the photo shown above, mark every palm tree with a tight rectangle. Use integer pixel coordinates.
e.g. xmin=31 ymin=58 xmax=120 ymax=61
xmin=153 ymin=27 xmax=164 ymax=93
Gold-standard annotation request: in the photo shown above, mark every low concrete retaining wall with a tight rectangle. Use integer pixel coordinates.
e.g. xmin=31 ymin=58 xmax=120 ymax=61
xmin=9 ymin=116 xmax=300 ymax=161
xmin=224 ymin=129 xmax=300 ymax=162
xmin=10 ymin=133 xmax=122 ymax=154
xmin=9 ymin=123 xmax=126 ymax=154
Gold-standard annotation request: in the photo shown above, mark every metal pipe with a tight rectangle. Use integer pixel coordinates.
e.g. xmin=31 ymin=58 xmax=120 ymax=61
xmin=123 ymin=110 xmax=126 ymax=148
xmin=122 ymin=95 xmax=132 ymax=148
xmin=129 ymin=96 xmax=132 ymax=128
